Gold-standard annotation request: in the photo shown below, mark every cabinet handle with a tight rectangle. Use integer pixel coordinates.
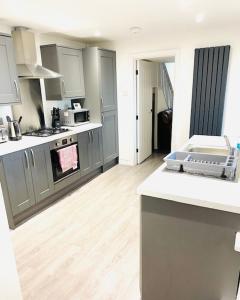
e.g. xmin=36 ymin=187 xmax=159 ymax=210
xmin=91 ymin=131 xmax=94 ymax=143
xmin=24 ymin=151 xmax=29 ymax=169
xmin=14 ymin=80 xmax=20 ymax=100
xmin=88 ymin=131 xmax=91 ymax=144
xmin=62 ymin=79 xmax=66 ymax=95
xmin=101 ymin=97 xmax=103 ymax=107
xmin=30 ymin=149 xmax=35 ymax=167
xmin=102 ymin=114 xmax=105 ymax=124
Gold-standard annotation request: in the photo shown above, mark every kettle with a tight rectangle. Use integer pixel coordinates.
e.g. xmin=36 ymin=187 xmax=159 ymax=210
xmin=6 ymin=116 xmax=22 ymax=141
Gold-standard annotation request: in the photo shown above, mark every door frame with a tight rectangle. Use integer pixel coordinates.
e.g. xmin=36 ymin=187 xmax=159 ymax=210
xmin=133 ymin=49 xmax=180 ymax=165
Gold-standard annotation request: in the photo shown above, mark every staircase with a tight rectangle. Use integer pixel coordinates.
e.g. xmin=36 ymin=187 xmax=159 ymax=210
xmin=159 ymin=63 xmax=174 ymax=109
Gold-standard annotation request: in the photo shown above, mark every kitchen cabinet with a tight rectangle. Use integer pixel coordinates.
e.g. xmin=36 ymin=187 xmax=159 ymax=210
xmin=78 ymin=128 xmax=103 ymax=176
xmin=78 ymin=131 xmax=92 ymax=176
xmin=30 ymin=144 xmax=54 ymax=203
xmin=1 ymin=144 xmax=54 ymax=216
xmin=99 ymin=49 xmax=117 ymax=112
xmin=0 ymin=35 xmax=21 ymax=104
xmin=141 ymin=196 xmax=240 ymax=300
xmin=102 ymin=110 xmax=119 ymax=164
xmin=83 ymin=47 xmax=118 ymax=165
xmin=2 ymin=150 xmax=35 ymax=216
xmin=40 ymin=44 xmax=85 ymax=100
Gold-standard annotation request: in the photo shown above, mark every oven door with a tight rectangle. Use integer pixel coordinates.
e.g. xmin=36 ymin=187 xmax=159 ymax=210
xmin=74 ymin=111 xmax=89 ymax=124
xmin=50 ymin=143 xmax=80 ymax=182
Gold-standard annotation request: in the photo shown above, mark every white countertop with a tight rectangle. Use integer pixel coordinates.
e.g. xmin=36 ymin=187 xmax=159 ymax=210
xmin=137 ymin=135 xmax=240 ymax=215
xmin=0 ymin=123 xmax=102 ymax=156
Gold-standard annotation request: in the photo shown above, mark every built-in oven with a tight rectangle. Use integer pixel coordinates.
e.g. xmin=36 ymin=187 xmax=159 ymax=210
xmin=50 ymin=135 xmax=80 ymax=182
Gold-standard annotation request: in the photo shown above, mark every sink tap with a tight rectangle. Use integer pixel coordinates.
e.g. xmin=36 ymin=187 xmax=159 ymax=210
xmin=224 ymin=135 xmax=235 ymax=156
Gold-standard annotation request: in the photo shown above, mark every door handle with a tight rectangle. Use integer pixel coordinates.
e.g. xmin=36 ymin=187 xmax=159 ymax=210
xmin=30 ymin=149 xmax=35 ymax=167
xmin=13 ymin=80 xmax=20 ymax=100
xmin=24 ymin=151 xmax=29 ymax=169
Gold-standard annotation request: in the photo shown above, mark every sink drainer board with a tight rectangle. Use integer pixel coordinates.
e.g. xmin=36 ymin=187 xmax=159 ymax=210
xmin=164 ymin=151 xmax=237 ymax=180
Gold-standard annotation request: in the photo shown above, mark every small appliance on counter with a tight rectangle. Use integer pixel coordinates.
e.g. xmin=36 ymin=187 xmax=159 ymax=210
xmin=6 ymin=116 xmax=22 ymax=141
xmin=0 ymin=125 xmax=8 ymax=143
xmin=60 ymin=101 xmax=90 ymax=127
xmin=51 ymin=107 xmax=61 ymax=128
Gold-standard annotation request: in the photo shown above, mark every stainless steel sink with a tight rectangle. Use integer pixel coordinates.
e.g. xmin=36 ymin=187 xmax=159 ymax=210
xmin=186 ymin=146 xmax=229 ymax=156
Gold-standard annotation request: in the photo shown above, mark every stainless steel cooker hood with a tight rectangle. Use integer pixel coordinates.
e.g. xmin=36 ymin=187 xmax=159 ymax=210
xmin=12 ymin=27 xmax=61 ymax=79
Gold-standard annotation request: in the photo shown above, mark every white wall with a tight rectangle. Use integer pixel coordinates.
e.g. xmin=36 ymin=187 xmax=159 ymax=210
xmin=99 ymin=27 xmax=240 ymax=165
xmin=165 ymin=62 xmax=175 ymax=89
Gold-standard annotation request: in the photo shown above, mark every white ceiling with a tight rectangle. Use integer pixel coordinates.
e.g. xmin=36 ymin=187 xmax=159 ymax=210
xmin=0 ymin=0 xmax=240 ymax=42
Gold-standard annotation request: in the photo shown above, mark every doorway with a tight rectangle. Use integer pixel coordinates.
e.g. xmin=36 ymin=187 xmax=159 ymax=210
xmin=136 ymin=57 xmax=175 ymax=164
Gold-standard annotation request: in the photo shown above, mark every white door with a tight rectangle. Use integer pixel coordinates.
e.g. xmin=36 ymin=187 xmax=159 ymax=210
xmin=136 ymin=60 xmax=153 ymax=164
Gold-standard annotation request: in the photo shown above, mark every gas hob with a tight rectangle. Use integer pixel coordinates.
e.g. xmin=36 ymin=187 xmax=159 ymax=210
xmin=24 ymin=128 xmax=69 ymax=137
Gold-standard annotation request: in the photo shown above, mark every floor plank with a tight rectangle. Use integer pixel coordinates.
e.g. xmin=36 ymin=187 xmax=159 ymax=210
xmin=11 ymin=154 xmax=163 ymax=300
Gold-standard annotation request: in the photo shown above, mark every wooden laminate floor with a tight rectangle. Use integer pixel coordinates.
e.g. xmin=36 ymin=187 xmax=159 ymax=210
xmin=11 ymin=154 xmax=163 ymax=300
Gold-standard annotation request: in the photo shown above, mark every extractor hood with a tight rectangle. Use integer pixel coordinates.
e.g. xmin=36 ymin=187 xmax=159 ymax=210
xmin=12 ymin=27 xmax=62 ymax=79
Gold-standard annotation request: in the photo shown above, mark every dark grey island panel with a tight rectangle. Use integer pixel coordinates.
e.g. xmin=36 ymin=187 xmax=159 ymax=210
xmin=141 ymin=195 xmax=240 ymax=300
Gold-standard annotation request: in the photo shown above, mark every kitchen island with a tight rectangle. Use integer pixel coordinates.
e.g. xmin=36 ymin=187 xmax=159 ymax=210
xmin=137 ymin=135 xmax=240 ymax=300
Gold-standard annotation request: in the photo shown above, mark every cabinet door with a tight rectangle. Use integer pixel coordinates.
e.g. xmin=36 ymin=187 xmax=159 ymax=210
xmin=102 ymin=110 xmax=119 ymax=164
xmin=58 ymin=47 xmax=85 ymax=98
xmin=30 ymin=144 xmax=54 ymax=203
xmin=91 ymin=128 xmax=103 ymax=169
xmin=99 ymin=50 xmax=117 ymax=111
xmin=2 ymin=150 xmax=35 ymax=216
xmin=78 ymin=131 xmax=92 ymax=176
xmin=0 ymin=36 xmax=20 ymax=104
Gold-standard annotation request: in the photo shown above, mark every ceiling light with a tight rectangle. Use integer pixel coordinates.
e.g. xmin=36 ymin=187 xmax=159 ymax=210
xmin=129 ymin=26 xmax=142 ymax=34
xmin=94 ymin=31 xmax=101 ymax=37
xmin=195 ymin=13 xmax=205 ymax=23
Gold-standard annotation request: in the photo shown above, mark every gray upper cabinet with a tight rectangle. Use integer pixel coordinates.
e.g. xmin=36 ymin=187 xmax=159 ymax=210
xmin=2 ymin=150 xmax=35 ymax=216
xmin=99 ymin=50 xmax=117 ymax=112
xmin=102 ymin=111 xmax=119 ymax=164
xmin=30 ymin=144 xmax=54 ymax=203
xmin=1 ymin=143 xmax=54 ymax=216
xmin=0 ymin=35 xmax=21 ymax=104
xmin=78 ymin=128 xmax=103 ymax=176
xmin=40 ymin=44 xmax=85 ymax=100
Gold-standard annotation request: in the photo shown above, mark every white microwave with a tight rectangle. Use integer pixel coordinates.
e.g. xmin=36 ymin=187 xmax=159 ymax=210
xmin=60 ymin=108 xmax=90 ymax=127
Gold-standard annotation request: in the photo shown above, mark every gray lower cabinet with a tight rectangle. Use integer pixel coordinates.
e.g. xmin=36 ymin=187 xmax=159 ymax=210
xmin=78 ymin=128 xmax=103 ymax=176
xmin=78 ymin=130 xmax=92 ymax=176
xmin=141 ymin=196 xmax=240 ymax=300
xmin=1 ymin=144 xmax=54 ymax=216
xmin=102 ymin=110 xmax=119 ymax=164
xmin=40 ymin=44 xmax=85 ymax=100
xmin=30 ymin=144 xmax=54 ymax=203
xmin=2 ymin=150 xmax=35 ymax=216
xmin=0 ymin=35 xmax=21 ymax=104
